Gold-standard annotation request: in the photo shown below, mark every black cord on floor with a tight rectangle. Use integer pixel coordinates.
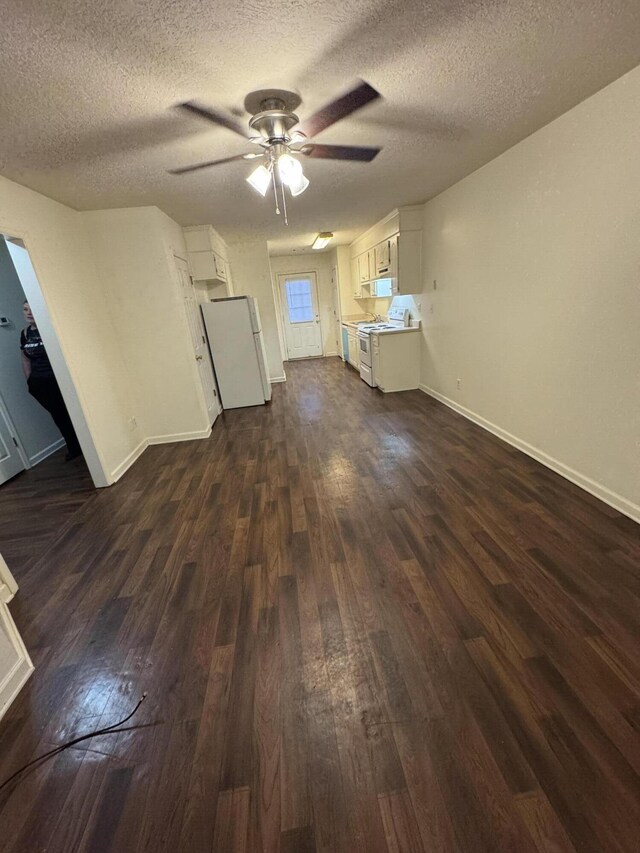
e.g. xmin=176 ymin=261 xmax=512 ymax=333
xmin=0 ymin=692 xmax=147 ymax=794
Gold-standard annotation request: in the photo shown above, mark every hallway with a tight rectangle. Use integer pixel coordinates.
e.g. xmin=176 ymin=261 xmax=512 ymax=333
xmin=0 ymin=358 xmax=639 ymax=852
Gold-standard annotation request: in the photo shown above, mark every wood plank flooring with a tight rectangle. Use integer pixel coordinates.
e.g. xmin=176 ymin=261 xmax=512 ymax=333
xmin=0 ymin=356 xmax=639 ymax=852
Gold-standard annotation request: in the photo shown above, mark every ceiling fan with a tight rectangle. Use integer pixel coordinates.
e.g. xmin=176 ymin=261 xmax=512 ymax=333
xmin=168 ymin=80 xmax=382 ymax=224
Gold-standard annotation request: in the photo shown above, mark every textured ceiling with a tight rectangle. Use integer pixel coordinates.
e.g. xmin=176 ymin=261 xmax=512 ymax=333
xmin=1 ymin=0 xmax=640 ymax=254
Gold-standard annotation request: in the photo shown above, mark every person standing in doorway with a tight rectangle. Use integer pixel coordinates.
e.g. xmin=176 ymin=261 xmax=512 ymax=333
xmin=20 ymin=301 xmax=82 ymax=461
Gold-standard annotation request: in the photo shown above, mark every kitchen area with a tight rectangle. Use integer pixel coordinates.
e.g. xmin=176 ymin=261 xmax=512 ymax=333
xmin=342 ymin=307 xmax=421 ymax=392
xmin=179 ymin=207 xmax=425 ymax=417
xmin=339 ymin=205 xmax=423 ymax=392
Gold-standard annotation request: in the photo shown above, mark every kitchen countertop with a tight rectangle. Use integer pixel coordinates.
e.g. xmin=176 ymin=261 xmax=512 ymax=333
xmin=370 ymin=323 xmax=421 ymax=335
xmin=341 ymin=317 xmax=421 ymax=334
xmin=341 ymin=315 xmax=375 ymax=331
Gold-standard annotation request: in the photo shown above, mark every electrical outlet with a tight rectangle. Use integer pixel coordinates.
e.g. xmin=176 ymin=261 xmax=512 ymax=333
xmin=128 ymin=416 xmax=137 ymax=431
xmin=456 ymin=378 xmax=461 ymax=390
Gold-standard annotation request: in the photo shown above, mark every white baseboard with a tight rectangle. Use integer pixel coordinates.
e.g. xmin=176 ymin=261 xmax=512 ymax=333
xmin=29 ymin=437 xmax=65 ymax=467
xmin=0 ymin=657 xmax=33 ymax=722
xmin=0 ymin=582 xmax=14 ymax=605
xmin=110 ymin=438 xmax=149 ymax=484
xmin=0 ymin=603 xmax=34 ymax=722
xmin=108 ymin=426 xmax=214 ymax=485
xmin=325 ymin=350 xmax=339 ymax=357
xmin=148 ymin=427 xmax=212 ymax=445
xmin=419 ymin=384 xmax=640 ymax=524
xmin=0 ymin=555 xmax=18 ymax=604
xmin=269 ymin=374 xmax=287 ymax=384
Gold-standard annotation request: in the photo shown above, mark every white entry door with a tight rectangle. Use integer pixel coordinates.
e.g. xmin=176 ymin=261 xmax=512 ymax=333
xmin=175 ymin=256 xmax=221 ymax=425
xmin=0 ymin=397 xmax=25 ymax=486
xmin=279 ymin=273 xmax=323 ymax=359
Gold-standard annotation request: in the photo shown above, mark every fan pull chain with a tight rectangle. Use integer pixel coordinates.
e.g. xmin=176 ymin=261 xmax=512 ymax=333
xmin=273 ymin=168 xmax=280 ymax=215
xmin=281 ymin=176 xmax=289 ymax=226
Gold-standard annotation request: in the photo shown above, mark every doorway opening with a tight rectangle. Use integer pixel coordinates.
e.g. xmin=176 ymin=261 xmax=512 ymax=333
xmin=0 ymin=234 xmax=99 ymax=487
xmin=276 ymin=272 xmax=323 ymax=360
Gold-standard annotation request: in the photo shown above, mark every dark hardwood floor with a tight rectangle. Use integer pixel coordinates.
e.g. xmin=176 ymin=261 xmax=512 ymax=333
xmin=1 ymin=357 xmax=639 ymax=852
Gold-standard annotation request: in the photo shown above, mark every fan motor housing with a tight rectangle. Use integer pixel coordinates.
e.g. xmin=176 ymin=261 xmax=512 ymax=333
xmin=245 ymin=88 xmax=303 ymax=142
xmin=249 ymin=109 xmax=299 ymax=143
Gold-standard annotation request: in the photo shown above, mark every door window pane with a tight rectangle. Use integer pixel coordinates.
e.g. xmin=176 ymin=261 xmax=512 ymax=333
xmin=284 ymin=278 xmax=314 ymax=324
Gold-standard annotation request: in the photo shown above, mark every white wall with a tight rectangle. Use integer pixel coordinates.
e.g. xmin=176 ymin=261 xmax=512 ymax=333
xmin=420 ymin=64 xmax=640 ymax=521
xmin=270 ymin=252 xmax=340 ymax=356
xmin=0 ymin=176 xmax=140 ymax=486
xmin=0 ymin=176 xmax=216 ymax=486
xmin=83 ymin=208 xmax=210 ymax=451
xmin=0 ymin=239 xmax=63 ymax=463
xmin=227 ymin=241 xmax=285 ymax=381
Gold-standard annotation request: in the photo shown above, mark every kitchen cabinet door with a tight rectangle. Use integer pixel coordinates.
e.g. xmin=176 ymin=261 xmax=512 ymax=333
xmin=347 ymin=333 xmax=359 ymax=367
xmin=375 ymin=240 xmax=391 ymax=275
xmin=351 ymin=257 xmax=361 ymax=297
xmin=367 ymin=248 xmax=376 ymax=280
xmin=188 ymin=251 xmax=217 ymax=281
xmin=214 ymin=254 xmax=226 ymax=281
xmin=372 ymin=340 xmax=382 ymax=388
xmin=358 ymin=253 xmax=370 ymax=284
xmin=189 ymin=250 xmax=227 ymax=282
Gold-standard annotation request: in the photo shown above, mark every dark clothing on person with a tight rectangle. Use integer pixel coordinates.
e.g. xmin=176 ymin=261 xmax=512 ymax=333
xmin=20 ymin=326 xmax=53 ymax=378
xmin=20 ymin=325 xmax=82 ymax=457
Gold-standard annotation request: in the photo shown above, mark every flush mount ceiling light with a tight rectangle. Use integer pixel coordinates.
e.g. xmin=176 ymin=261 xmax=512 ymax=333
xmin=312 ymin=232 xmax=333 ymax=250
xmin=168 ymin=80 xmax=383 ymax=226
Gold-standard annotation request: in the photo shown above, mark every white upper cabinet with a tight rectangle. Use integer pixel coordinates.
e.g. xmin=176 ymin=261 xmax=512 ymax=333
xmin=351 ymin=257 xmax=361 ymax=298
xmin=355 ymin=248 xmax=378 ymax=285
xmin=367 ymin=248 xmax=376 ymax=280
xmin=183 ymin=225 xmax=230 ymax=284
xmin=349 ymin=206 xmax=423 ymax=295
xmin=187 ymin=250 xmax=227 ymax=282
xmin=358 ymin=252 xmax=371 ymax=284
xmin=213 ymin=253 xmax=226 ymax=281
xmin=375 ymin=239 xmax=392 ymax=276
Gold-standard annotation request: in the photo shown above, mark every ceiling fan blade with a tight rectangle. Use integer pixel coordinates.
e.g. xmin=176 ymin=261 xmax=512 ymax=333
xmin=177 ymin=101 xmax=248 ymax=139
xmin=300 ymin=143 xmax=381 ymax=162
xmin=168 ymin=153 xmax=260 ymax=175
xmin=297 ymin=80 xmax=381 ymax=138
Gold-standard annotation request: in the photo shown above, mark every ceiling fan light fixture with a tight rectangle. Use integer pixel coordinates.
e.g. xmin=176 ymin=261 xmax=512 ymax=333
xmin=246 ymin=164 xmax=272 ymax=196
xmin=172 ymin=81 xmax=382 ymax=226
xmin=312 ymin=232 xmax=333 ymax=250
xmin=277 ymin=153 xmax=303 ymax=186
xmin=288 ymin=173 xmax=310 ymax=197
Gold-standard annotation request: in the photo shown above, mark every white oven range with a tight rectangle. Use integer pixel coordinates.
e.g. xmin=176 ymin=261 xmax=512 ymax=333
xmin=358 ymin=330 xmax=375 ymax=386
xmin=357 ymin=307 xmax=411 ymax=387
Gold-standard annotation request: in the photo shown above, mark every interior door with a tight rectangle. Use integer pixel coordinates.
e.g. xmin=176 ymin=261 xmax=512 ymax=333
xmin=0 ymin=397 xmax=25 ymax=486
xmin=175 ymin=256 xmax=221 ymax=424
xmin=279 ymin=273 xmax=323 ymax=359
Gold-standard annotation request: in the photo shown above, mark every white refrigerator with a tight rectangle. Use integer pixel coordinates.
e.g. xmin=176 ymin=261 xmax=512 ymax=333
xmin=201 ymin=296 xmax=272 ymax=409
